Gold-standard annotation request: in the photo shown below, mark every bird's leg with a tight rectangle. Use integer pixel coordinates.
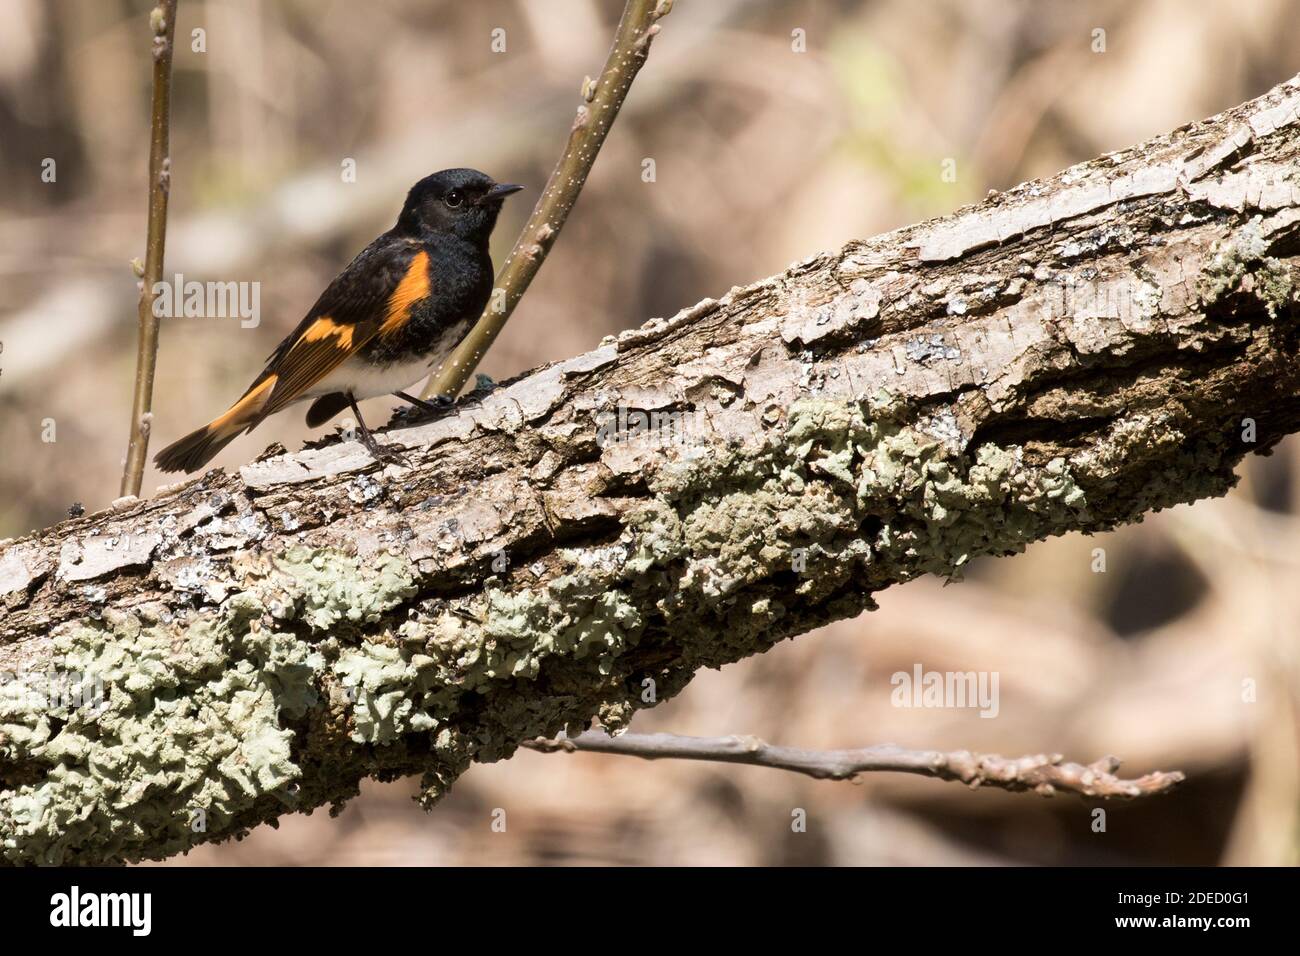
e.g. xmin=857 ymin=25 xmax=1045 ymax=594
xmin=347 ymin=394 xmax=410 ymax=467
xmin=393 ymin=390 xmax=454 ymax=413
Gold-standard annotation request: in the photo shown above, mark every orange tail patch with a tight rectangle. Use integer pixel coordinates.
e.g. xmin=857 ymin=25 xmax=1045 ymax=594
xmin=154 ymin=375 xmax=277 ymax=474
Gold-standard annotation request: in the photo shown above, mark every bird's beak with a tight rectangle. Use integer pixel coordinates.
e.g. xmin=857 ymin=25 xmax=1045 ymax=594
xmin=482 ymin=182 xmax=524 ymax=203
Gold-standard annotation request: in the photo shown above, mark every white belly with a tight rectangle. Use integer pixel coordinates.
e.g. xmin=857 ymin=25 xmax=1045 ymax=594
xmin=307 ymin=354 xmax=437 ymax=401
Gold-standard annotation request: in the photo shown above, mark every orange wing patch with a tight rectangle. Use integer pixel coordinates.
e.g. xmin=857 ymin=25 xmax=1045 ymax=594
xmin=380 ymin=250 xmax=431 ymax=337
xmin=296 ymin=316 xmax=356 ymax=349
xmin=260 ymin=312 xmax=371 ymax=417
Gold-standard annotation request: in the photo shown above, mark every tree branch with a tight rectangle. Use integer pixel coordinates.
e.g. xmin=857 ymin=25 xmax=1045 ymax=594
xmin=420 ymin=0 xmax=672 ymax=401
xmin=120 ymin=1 xmax=179 ymax=498
xmin=4 ymin=74 xmax=1300 ymax=864
xmin=522 ymin=731 xmax=1185 ymax=798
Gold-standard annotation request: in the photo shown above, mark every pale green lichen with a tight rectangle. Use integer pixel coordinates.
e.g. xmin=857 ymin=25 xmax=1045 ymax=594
xmin=266 ymin=549 xmax=417 ymax=631
xmin=313 ymin=561 xmax=648 ymax=764
xmin=333 ymin=643 xmax=445 ymax=745
xmin=651 ymin=397 xmax=1090 ymax=596
xmin=1 ymin=608 xmax=306 ymax=865
xmin=1198 ymin=215 xmax=1295 ymax=317
xmin=0 ymin=549 xmax=417 ymax=866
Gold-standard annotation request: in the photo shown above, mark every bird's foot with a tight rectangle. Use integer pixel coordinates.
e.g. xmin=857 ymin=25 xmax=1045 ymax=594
xmin=390 ymin=391 xmax=454 ymax=425
xmin=357 ymin=431 xmax=411 ymax=469
xmin=373 ymin=444 xmax=413 ymax=469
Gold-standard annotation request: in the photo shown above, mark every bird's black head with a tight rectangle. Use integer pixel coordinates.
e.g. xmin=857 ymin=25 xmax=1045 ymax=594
xmin=396 ymin=168 xmax=523 ymax=245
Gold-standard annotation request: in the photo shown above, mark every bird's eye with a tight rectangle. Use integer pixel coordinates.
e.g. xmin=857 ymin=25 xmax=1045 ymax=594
xmin=444 ymin=190 xmax=464 ymax=208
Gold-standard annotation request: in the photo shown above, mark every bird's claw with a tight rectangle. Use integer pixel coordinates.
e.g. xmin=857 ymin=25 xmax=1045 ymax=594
xmin=357 ymin=434 xmax=411 ymax=469
xmin=373 ymin=444 xmax=412 ymax=469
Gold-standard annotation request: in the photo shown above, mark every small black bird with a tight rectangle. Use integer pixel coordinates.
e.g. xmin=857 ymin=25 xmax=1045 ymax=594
xmin=154 ymin=168 xmax=522 ymax=473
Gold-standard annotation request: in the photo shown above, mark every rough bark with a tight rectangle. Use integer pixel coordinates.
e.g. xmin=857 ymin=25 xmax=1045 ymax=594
xmin=5 ymin=75 xmax=1300 ymax=865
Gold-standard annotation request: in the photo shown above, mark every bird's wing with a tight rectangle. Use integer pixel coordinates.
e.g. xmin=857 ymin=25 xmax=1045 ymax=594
xmin=254 ymin=239 xmax=432 ymax=419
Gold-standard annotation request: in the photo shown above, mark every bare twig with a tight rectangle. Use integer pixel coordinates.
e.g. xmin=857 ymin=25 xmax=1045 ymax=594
xmin=523 ymin=732 xmax=1186 ymax=799
xmin=419 ymin=0 xmax=672 ymax=401
xmin=120 ymin=1 xmax=179 ymax=498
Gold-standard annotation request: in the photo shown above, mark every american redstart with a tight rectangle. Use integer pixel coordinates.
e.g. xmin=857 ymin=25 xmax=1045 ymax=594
xmin=154 ymin=168 xmax=522 ymax=473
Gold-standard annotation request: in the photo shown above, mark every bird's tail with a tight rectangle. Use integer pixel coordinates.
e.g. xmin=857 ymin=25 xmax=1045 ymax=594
xmin=153 ymin=375 xmax=276 ymax=473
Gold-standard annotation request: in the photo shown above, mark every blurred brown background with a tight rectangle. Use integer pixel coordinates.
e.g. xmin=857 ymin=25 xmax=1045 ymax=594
xmin=1 ymin=0 xmax=1298 ymax=865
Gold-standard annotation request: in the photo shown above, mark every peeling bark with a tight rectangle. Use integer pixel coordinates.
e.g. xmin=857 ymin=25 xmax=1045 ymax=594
xmin=5 ymin=76 xmax=1300 ymax=865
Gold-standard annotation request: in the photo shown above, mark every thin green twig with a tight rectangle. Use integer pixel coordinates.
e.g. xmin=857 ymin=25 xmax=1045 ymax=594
xmin=420 ymin=0 xmax=672 ymax=401
xmin=120 ymin=1 xmax=179 ymax=498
